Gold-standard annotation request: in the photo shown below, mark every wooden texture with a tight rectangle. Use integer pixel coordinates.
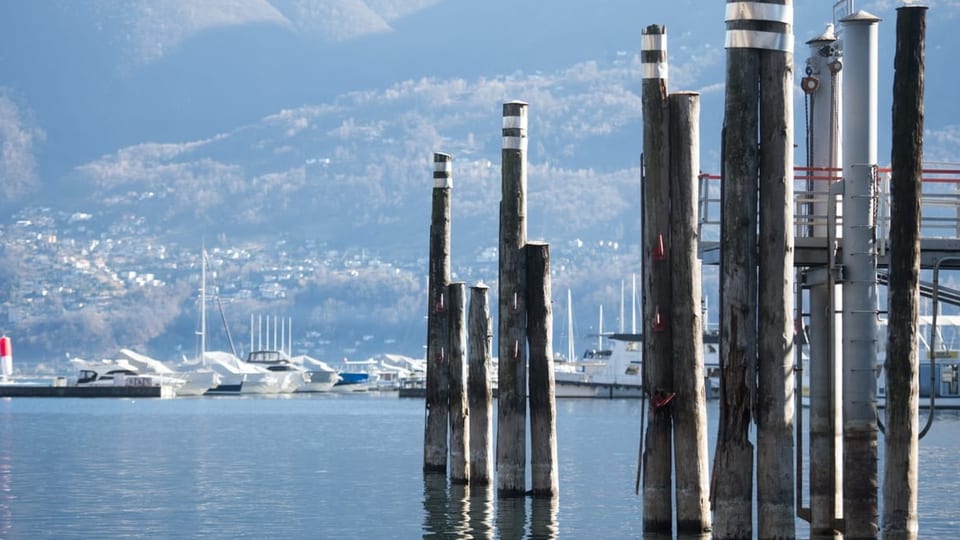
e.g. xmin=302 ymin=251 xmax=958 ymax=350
xmin=526 ymin=243 xmax=558 ymax=498
xmin=497 ymin=101 xmax=528 ymax=497
xmin=447 ymin=282 xmax=470 ymax=484
xmin=640 ymin=23 xmax=674 ymax=536
xmin=713 ymin=17 xmax=759 ymax=537
xmin=669 ymin=92 xmax=711 ymax=535
xmin=756 ymin=2 xmax=797 ymax=536
xmin=882 ymin=7 xmax=926 ymax=539
xmin=423 ymin=169 xmax=451 ymax=474
xmin=468 ymin=284 xmax=494 ymax=485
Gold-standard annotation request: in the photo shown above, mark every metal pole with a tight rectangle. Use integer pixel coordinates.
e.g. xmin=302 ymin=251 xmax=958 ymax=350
xmin=802 ymin=24 xmax=844 ymax=539
xmin=840 ymin=10 xmax=881 ymax=538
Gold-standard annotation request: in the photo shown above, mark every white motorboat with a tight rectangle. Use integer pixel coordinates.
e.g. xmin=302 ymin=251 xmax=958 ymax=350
xmin=553 ymin=332 xmax=722 ymax=400
xmin=69 ymin=358 xmax=179 ymax=397
xmin=333 ymin=359 xmax=381 ymax=392
xmin=288 ymin=354 xmax=340 ymax=392
xmin=243 ymin=349 xmax=310 ymax=393
xmin=373 ymin=354 xmax=425 ymax=391
xmin=117 ymin=348 xmax=221 ymax=396
xmin=553 ymin=333 xmax=645 ymax=398
xmin=202 ymin=350 xmax=286 ymax=394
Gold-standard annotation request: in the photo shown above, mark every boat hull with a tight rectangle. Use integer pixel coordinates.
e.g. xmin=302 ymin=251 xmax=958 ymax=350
xmin=554 ymin=379 xmax=644 ymax=399
xmin=296 ymin=369 xmax=339 ymax=392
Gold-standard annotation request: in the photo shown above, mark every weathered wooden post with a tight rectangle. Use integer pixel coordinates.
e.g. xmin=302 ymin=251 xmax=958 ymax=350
xmin=714 ymin=3 xmax=760 ymax=536
xmin=640 ymin=23 xmax=674 ymax=535
xmin=468 ymin=284 xmax=494 ymax=485
xmin=756 ymin=1 xmax=796 ymax=537
xmin=883 ymin=5 xmax=926 ymax=539
xmin=497 ymin=100 xmax=528 ymax=497
xmin=669 ymin=91 xmax=711 ymax=535
xmin=448 ymin=282 xmax=470 ymax=484
xmin=424 ymin=152 xmax=452 ymax=474
xmin=526 ymin=242 xmax=558 ymax=498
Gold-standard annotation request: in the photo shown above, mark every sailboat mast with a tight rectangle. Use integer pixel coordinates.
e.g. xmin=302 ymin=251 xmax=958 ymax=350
xmin=598 ymin=304 xmax=604 ymax=350
xmin=632 ymin=273 xmax=637 ymax=333
xmin=620 ymin=279 xmax=624 ymax=334
xmin=200 ymin=249 xmax=207 ymax=364
xmin=567 ymin=290 xmax=574 ymax=361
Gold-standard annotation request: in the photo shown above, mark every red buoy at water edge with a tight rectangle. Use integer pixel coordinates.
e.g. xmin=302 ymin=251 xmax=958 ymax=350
xmin=0 ymin=335 xmax=10 ymax=379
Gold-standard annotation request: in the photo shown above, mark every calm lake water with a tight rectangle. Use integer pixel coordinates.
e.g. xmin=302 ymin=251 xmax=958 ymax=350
xmin=0 ymin=393 xmax=957 ymax=539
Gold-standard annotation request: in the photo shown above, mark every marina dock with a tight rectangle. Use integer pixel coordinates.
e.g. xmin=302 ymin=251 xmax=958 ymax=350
xmin=0 ymin=382 xmax=173 ymax=398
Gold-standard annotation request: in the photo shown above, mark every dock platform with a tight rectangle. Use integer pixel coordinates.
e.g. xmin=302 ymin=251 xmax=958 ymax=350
xmin=0 ymin=384 xmax=172 ymax=398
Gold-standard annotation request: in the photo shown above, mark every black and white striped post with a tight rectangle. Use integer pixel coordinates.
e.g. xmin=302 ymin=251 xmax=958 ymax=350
xmin=497 ymin=101 xmax=529 ymax=497
xmin=753 ymin=1 xmax=796 ymax=537
xmin=423 ymin=152 xmax=452 ymax=474
xmin=640 ymin=23 xmax=674 ymax=536
xmin=717 ymin=1 xmax=796 ymax=537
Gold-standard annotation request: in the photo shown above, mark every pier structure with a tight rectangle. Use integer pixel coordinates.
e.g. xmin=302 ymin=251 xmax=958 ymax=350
xmin=698 ymin=4 xmax=953 ymax=537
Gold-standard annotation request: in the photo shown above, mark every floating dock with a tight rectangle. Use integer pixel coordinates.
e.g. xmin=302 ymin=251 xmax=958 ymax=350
xmin=0 ymin=381 xmax=173 ymax=398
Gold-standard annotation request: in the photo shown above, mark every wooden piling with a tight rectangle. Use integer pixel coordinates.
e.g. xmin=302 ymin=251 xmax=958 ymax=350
xmin=497 ymin=100 xmax=528 ymax=497
xmin=468 ymin=284 xmax=494 ymax=485
xmin=669 ymin=91 xmax=711 ymax=535
xmin=883 ymin=6 xmax=926 ymax=539
xmin=640 ymin=23 xmax=674 ymax=535
xmin=714 ymin=3 xmax=760 ymax=536
xmin=756 ymin=1 xmax=796 ymax=537
xmin=448 ymin=282 xmax=470 ymax=485
xmin=526 ymin=242 xmax=558 ymax=498
xmin=424 ymin=152 xmax=452 ymax=474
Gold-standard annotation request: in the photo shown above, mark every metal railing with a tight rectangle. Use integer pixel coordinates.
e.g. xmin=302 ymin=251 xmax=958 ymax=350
xmin=697 ymin=164 xmax=960 ymax=249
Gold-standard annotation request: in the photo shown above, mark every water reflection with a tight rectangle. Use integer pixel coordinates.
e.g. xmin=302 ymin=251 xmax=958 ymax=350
xmin=496 ymin=495 xmax=526 ymax=540
xmin=448 ymin=483 xmax=471 ymax=538
xmin=0 ymin=403 xmax=11 ymax=539
xmin=422 ymin=475 xmax=558 ymax=539
xmin=643 ymin=532 xmax=711 ymax=540
xmin=529 ymin=496 xmax=559 ymax=539
xmin=423 ymin=474 xmax=493 ymax=539
xmin=422 ymin=472 xmax=448 ymax=538
xmin=468 ymin=485 xmax=494 ymax=539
